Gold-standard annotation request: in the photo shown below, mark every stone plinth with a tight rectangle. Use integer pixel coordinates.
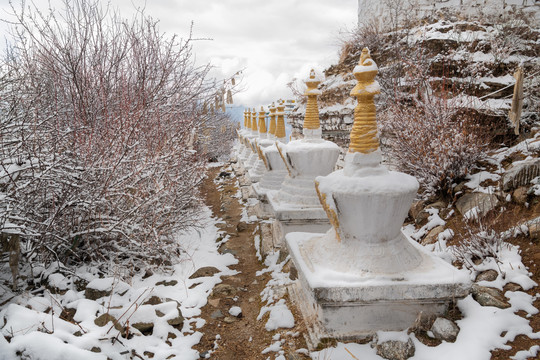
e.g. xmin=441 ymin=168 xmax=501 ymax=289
xmin=287 ymin=230 xmax=469 ymax=347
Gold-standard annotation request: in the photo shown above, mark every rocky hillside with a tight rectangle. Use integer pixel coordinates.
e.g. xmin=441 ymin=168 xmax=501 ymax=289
xmin=289 ymin=7 xmax=540 ymax=150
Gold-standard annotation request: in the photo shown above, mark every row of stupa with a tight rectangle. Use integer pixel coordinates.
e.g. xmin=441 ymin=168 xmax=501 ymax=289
xmin=232 ymin=49 xmax=469 ymax=348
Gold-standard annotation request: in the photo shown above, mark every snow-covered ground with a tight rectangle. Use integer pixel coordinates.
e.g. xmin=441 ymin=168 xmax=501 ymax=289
xmin=0 ymin=206 xmax=238 ymax=360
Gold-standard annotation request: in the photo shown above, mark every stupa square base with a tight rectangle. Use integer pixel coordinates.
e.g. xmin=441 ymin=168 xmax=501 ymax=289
xmin=286 ymin=231 xmax=470 ymax=349
xmin=251 ymin=183 xmax=274 ymax=219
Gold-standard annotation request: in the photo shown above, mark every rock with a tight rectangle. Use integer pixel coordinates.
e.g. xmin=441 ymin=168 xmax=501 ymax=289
xmin=236 ymin=222 xmax=248 ymax=232
xmin=421 ymin=226 xmax=445 ymax=245
xmin=143 ymin=269 xmax=153 ymax=279
xmin=155 ymin=280 xmax=178 ymax=287
xmin=430 ymin=317 xmax=459 ymax=342
xmin=475 ymin=269 xmax=498 ymax=282
xmin=132 ymin=322 xmax=154 ymax=334
xmin=376 ymin=339 xmax=415 ymax=360
xmin=223 ymin=316 xmax=235 ymax=324
xmin=211 ymin=284 xmax=237 ymax=297
xmin=456 ymin=193 xmax=499 ymax=218
xmin=415 ymin=210 xmax=430 ymax=227
xmin=472 ymin=285 xmax=510 ymax=309
xmin=512 ymin=187 xmax=529 ymax=204
xmin=409 ymin=200 xmax=427 ymax=220
xmin=503 ymin=158 xmax=540 ymax=191
xmin=144 ymin=296 xmax=163 ymax=305
xmin=90 ymin=347 xmax=101 ymax=353
xmin=85 ymin=279 xmax=113 ymax=300
xmin=94 ymin=313 xmax=124 ymax=335
xmin=189 ymin=266 xmax=220 ymax=279
xmin=504 ymin=282 xmax=523 ymax=293
xmin=210 ymin=309 xmax=224 ymax=319
xmin=427 ymin=201 xmax=447 ymax=210
xmin=208 ymin=298 xmax=220 ymax=307
xmin=199 ymin=351 xmax=209 ymax=359
xmin=411 ymin=311 xmax=436 ymax=332
xmin=529 ymin=223 xmax=540 ymax=240
xmin=453 ymin=181 xmax=467 ymax=194
xmin=218 ymin=171 xmax=231 ymax=178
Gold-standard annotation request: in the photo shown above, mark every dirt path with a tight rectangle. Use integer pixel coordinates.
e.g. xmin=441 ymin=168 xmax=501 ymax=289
xmin=194 ymin=164 xmax=309 ymax=359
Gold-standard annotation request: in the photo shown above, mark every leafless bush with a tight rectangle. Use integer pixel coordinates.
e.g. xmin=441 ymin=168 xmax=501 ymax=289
xmin=0 ymin=0 xmax=235 ymax=274
xmin=451 ymin=215 xmax=509 ymax=271
xmin=379 ymin=91 xmax=488 ymax=198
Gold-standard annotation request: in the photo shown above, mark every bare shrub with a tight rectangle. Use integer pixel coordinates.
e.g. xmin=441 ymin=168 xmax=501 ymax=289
xmin=379 ymin=92 xmax=488 ymax=198
xmin=0 ymin=0 xmax=235 ymax=274
xmin=451 ymin=213 xmax=510 ymax=272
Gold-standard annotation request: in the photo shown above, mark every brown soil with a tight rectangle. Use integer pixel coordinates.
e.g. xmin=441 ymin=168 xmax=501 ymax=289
xmin=194 ymin=165 xmax=309 ymax=359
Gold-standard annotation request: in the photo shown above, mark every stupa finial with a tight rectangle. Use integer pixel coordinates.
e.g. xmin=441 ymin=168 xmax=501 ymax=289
xmin=258 ymin=106 xmax=267 ymax=134
xmin=251 ymin=108 xmax=258 ymax=132
xmin=303 ymin=69 xmax=322 ymax=132
xmin=268 ymin=102 xmax=277 ymax=137
xmin=275 ymin=100 xmax=286 ymax=140
xmin=349 ymin=48 xmax=380 ymax=154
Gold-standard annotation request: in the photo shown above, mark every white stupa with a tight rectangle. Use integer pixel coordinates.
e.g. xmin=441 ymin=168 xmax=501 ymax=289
xmin=286 ymin=49 xmax=470 ymax=347
xmin=267 ymin=69 xmax=340 ymax=245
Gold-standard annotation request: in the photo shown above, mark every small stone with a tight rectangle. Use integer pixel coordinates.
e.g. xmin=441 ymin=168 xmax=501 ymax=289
xmin=503 ymin=282 xmax=523 ymax=293
xmin=167 ymin=307 xmax=184 ymax=327
xmin=210 ymin=309 xmax=224 ymax=319
xmin=472 ymin=285 xmax=510 ymax=309
xmin=94 ymin=313 xmax=124 ymax=335
xmin=143 ymin=269 xmax=153 ymax=279
xmin=90 ymin=347 xmax=101 ymax=353
xmin=430 ymin=317 xmax=459 ymax=342
xmin=475 ymin=269 xmax=499 ymax=282
xmin=236 ymin=222 xmax=248 ymax=232
xmin=513 ymin=187 xmax=529 ymax=204
xmin=155 ymin=280 xmax=178 ymax=287
xmin=132 ymin=322 xmax=154 ymax=334
xmin=409 ymin=200 xmax=427 ymax=220
xmin=199 ymin=351 xmax=209 ymax=359
xmin=427 ymin=201 xmax=446 ymax=210
xmin=208 ymin=298 xmax=220 ymax=307
xmin=144 ymin=296 xmax=163 ymax=305
xmin=411 ymin=311 xmax=436 ymax=332
xmin=415 ymin=211 xmax=430 ymax=227
xmin=453 ymin=181 xmax=467 ymax=194
xmin=211 ymin=284 xmax=237 ymax=297
xmin=376 ymin=338 xmax=415 ymax=360
xmin=529 ymin=223 xmax=540 ymax=240
xmin=456 ymin=193 xmax=499 ymax=218
xmin=85 ymin=287 xmax=112 ymax=301
xmin=189 ymin=266 xmax=220 ymax=279
xmin=421 ymin=226 xmax=445 ymax=245
xmin=223 ymin=316 xmax=235 ymax=323
xmin=144 ymin=351 xmax=155 ymax=358
xmin=248 ymin=297 xmax=256 ymax=303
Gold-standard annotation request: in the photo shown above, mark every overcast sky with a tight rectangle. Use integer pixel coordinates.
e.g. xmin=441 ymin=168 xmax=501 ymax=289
xmin=0 ymin=0 xmax=358 ymax=107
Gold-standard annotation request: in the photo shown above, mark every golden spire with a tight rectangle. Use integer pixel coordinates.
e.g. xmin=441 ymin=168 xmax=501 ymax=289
xmin=258 ymin=106 xmax=267 ymax=134
xmin=268 ymin=102 xmax=276 ymax=136
xmin=243 ymin=109 xmax=248 ymax=129
xmin=275 ymin=100 xmax=286 ymax=139
xmin=349 ymin=48 xmax=380 ymax=154
xmin=303 ymin=69 xmax=322 ymax=130
xmin=251 ymin=108 xmax=258 ymax=132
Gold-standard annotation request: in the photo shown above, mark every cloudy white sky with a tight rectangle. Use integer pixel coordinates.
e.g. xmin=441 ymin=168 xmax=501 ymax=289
xmin=0 ymin=0 xmax=358 ymax=107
